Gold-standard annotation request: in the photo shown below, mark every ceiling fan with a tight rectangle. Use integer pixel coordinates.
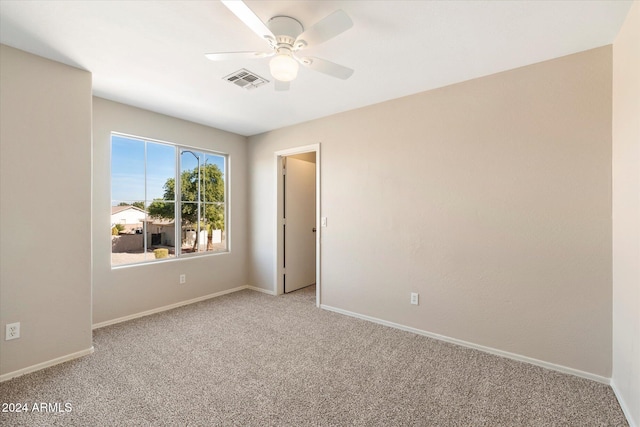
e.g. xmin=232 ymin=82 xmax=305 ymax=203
xmin=206 ymin=0 xmax=354 ymax=91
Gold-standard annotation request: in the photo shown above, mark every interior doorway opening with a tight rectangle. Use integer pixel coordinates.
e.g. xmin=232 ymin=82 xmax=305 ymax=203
xmin=275 ymin=144 xmax=321 ymax=307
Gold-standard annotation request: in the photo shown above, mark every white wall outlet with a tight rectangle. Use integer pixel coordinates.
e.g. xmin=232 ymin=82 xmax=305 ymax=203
xmin=179 ymin=274 xmax=186 ymax=284
xmin=6 ymin=322 xmax=20 ymax=340
xmin=410 ymin=292 xmax=419 ymax=305
xmin=321 ymin=217 xmax=327 ymax=227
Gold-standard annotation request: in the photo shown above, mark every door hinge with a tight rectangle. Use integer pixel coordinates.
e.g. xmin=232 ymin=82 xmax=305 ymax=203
xmin=282 ymin=218 xmax=287 ymax=225
xmin=282 ymin=168 xmax=286 ymax=175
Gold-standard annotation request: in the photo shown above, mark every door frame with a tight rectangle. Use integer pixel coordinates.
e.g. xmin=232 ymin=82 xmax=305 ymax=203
xmin=274 ymin=143 xmax=321 ymax=307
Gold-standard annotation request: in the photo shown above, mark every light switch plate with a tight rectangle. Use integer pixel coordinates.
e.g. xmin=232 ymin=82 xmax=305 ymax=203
xmin=410 ymin=293 xmax=419 ymax=305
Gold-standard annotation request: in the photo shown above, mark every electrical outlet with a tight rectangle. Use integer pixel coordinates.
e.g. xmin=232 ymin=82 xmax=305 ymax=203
xmin=6 ymin=322 xmax=20 ymax=340
xmin=179 ymin=274 xmax=186 ymax=284
xmin=410 ymin=293 xmax=419 ymax=305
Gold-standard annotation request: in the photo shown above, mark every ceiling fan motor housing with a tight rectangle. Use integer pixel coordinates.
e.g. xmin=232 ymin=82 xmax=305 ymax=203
xmin=267 ymin=16 xmax=304 ymax=48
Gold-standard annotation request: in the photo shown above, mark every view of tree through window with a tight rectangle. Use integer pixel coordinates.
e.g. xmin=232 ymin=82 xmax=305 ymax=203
xmin=111 ymin=134 xmax=227 ymax=266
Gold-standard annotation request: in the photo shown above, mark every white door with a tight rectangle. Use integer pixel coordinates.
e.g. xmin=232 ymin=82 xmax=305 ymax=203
xmin=284 ymin=156 xmax=316 ymax=293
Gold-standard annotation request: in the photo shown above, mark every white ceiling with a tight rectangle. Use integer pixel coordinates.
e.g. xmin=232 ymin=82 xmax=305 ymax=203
xmin=0 ymin=0 xmax=632 ymax=136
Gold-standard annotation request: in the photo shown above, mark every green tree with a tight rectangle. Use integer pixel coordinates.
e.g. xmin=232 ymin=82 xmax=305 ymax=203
xmin=148 ymin=164 xmax=224 ymax=250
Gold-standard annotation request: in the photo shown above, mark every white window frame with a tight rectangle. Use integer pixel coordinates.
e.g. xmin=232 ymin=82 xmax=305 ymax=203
xmin=110 ymin=132 xmax=229 ymax=268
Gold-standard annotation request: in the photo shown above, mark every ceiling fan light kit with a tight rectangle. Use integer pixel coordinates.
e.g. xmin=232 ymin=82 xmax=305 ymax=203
xmin=270 ymin=51 xmax=299 ymax=82
xmin=208 ymin=0 xmax=354 ymax=90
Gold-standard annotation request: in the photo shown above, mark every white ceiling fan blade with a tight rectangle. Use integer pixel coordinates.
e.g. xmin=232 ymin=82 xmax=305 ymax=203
xmin=205 ymin=51 xmax=272 ymax=61
xmin=274 ymin=80 xmax=290 ymax=91
xmin=295 ymin=10 xmax=353 ymax=48
xmin=221 ymin=0 xmax=276 ymax=46
xmin=298 ymin=57 xmax=354 ymax=80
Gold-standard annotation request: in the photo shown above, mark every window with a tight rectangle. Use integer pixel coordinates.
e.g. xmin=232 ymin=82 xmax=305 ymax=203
xmin=111 ymin=133 xmax=227 ymax=266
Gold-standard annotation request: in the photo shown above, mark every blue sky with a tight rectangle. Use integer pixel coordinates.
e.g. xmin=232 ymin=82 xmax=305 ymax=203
xmin=111 ymin=135 xmax=225 ymax=205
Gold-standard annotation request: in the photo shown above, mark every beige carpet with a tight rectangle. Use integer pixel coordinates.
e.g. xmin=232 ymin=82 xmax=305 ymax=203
xmin=0 ymin=286 xmax=628 ymax=426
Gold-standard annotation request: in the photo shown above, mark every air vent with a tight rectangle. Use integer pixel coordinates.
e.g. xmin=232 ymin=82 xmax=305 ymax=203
xmin=223 ymin=69 xmax=269 ymax=90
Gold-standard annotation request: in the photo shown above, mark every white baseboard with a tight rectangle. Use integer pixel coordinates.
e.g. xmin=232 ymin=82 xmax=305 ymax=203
xmin=92 ymin=285 xmax=249 ymax=329
xmin=321 ymin=304 xmax=610 ymax=385
xmin=246 ymin=285 xmax=277 ymax=296
xmin=611 ymin=379 xmax=638 ymax=427
xmin=0 ymin=346 xmax=94 ymax=383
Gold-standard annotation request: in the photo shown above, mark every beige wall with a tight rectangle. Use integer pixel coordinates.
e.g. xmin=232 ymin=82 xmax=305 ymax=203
xmin=249 ymin=47 xmax=613 ymax=377
xmin=0 ymin=45 xmax=93 ymax=376
xmin=0 ymin=33 xmax=625 ymax=409
xmin=612 ymin=1 xmax=640 ymax=424
xmin=92 ymin=98 xmax=248 ymax=324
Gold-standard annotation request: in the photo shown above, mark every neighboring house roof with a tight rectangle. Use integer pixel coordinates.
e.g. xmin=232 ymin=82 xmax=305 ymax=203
xmin=149 ymin=218 xmax=175 ymax=226
xmin=112 ymin=206 xmax=176 ymax=226
xmin=111 ymin=205 xmax=147 ymax=215
xmin=111 ymin=205 xmax=175 ymax=226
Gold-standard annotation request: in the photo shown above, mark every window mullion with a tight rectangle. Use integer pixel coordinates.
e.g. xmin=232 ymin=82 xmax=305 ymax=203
xmin=143 ymin=140 xmax=148 ymax=259
xmin=175 ymin=147 xmax=182 ymax=257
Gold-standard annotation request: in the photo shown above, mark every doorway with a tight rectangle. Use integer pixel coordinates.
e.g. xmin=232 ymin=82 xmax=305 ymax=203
xmin=275 ymin=144 xmax=320 ymax=307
